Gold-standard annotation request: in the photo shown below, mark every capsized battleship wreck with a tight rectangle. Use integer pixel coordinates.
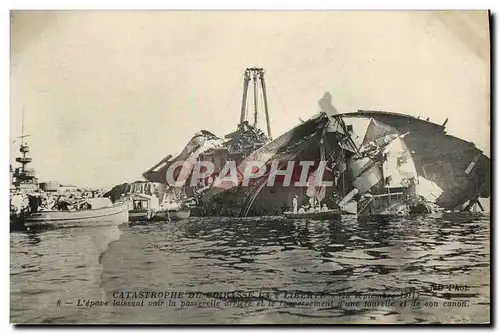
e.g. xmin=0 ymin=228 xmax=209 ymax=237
xmin=141 ymin=68 xmax=490 ymax=217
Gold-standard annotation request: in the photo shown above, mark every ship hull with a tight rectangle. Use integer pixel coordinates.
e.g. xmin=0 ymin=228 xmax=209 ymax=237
xmin=284 ymin=209 xmax=341 ymax=220
xmin=142 ymin=111 xmax=489 ymax=217
xmin=129 ymin=209 xmax=190 ymax=221
xmin=341 ymin=111 xmax=490 ymax=210
xmin=21 ymin=201 xmax=129 ymax=229
xmin=159 ymin=210 xmax=190 ymax=220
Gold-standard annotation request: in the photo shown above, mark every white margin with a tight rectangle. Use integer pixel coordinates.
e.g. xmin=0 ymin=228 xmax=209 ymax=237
xmin=2 ymin=1 xmax=498 ymax=333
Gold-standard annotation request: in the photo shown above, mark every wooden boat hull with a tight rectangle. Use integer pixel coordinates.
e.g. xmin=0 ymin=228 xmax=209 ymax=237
xmin=159 ymin=210 xmax=190 ymax=220
xmin=129 ymin=209 xmax=190 ymax=221
xmin=284 ymin=209 xmax=341 ymax=220
xmin=22 ymin=201 xmax=129 ymax=228
xmin=129 ymin=210 xmax=151 ymax=221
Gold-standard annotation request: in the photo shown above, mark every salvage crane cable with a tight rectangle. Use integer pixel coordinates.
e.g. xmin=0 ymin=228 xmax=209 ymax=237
xmin=268 ymin=82 xmax=295 ymax=127
xmin=259 ymin=70 xmax=292 ymax=122
xmin=220 ymin=78 xmax=244 ymax=127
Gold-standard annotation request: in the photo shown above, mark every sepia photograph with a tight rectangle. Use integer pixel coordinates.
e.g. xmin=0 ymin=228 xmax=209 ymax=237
xmin=9 ymin=9 xmax=491 ymax=325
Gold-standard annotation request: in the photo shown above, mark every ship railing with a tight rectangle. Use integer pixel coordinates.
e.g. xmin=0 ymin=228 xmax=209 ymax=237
xmin=371 ymin=192 xmax=404 ymax=198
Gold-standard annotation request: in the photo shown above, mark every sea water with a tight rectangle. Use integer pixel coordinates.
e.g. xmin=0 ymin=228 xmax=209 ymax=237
xmin=10 ymin=213 xmax=490 ymax=324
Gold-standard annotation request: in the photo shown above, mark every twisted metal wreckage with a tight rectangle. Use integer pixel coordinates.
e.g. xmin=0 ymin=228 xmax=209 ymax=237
xmin=108 ymin=68 xmax=490 ymax=218
xmin=140 ymin=112 xmax=489 ymax=218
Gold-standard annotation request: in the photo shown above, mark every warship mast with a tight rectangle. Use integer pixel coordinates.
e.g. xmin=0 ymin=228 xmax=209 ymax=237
xmin=13 ymin=108 xmax=38 ymax=188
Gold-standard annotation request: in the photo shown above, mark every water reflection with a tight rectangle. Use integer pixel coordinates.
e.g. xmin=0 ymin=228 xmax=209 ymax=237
xmin=99 ymin=213 xmax=489 ymax=323
xmin=10 ymin=225 xmax=122 ymax=324
xmin=24 ymin=231 xmax=42 ymax=246
xmin=11 ymin=213 xmax=489 ymax=324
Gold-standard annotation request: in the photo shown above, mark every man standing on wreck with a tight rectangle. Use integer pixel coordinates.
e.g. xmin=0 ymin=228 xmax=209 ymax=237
xmin=318 ymin=92 xmax=338 ymax=115
xmin=292 ymin=195 xmax=298 ymax=214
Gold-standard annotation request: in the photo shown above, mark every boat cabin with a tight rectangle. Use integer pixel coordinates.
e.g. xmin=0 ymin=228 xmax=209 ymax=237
xmin=128 ymin=193 xmax=154 ymax=211
xmin=133 ymin=199 xmax=149 ymax=210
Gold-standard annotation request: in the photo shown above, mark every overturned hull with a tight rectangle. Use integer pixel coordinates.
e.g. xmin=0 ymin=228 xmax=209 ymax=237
xmin=341 ymin=111 xmax=490 ymax=210
xmin=142 ymin=110 xmax=490 ymax=217
xmin=199 ymin=113 xmax=358 ymax=216
xmin=215 ymin=112 xmax=488 ymax=216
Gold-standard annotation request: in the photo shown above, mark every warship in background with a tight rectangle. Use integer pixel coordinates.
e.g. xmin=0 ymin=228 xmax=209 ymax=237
xmin=136 ymin=67 xmax=490 ymax=218
xmin=11 ymin=110 xmax=38 ymax=191
xmin=10 ymin=110 xmax=128 ymax=230
xmin=10 ymin=111 xmax=101 ymax=194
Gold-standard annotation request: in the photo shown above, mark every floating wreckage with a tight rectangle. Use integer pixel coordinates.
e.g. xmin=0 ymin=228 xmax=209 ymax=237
xmin=140 ymin=68 xmax=490 ymax=218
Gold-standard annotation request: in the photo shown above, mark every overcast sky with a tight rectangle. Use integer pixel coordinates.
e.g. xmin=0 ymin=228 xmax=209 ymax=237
xmin=10 ymin=10 xmax=490 ymax=188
